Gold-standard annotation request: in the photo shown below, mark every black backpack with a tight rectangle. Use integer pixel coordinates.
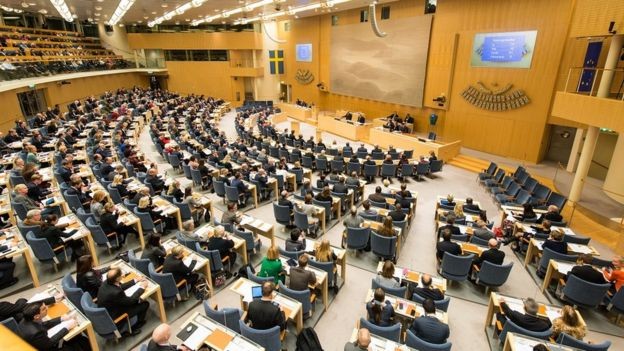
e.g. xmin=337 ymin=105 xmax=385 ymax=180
xmin=296 ymin=327 xmax=323 ymax=351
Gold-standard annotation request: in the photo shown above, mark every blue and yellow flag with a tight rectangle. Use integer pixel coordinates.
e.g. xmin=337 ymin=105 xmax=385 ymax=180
xmin=269 ymin=50 xmax=284 ymax=75
xmin=577 ymin=41 xmax=602 ymax=93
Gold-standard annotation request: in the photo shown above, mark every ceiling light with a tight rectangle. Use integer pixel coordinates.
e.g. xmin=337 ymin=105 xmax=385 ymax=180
xmin=137 ymin=20 xmax=143 ymax=23
xmin=49 ymin=0 xmax=75 ymax=22
xmin=96 ymin=0 xmax=103 ymax=2
xmin=151 ymin=11 xmax=157 ymax=14
xmin=0 ymin=5 xmax=24 ymax=13
xmin=21 ymin=2 xmax=29 ymax=8
xmin=94 ymin=6 xmax=102 ymax=11
xmin=161 ymin=4 xmax=168 ymax=8
xmin=95 ymin=13 xmax=100 ymax=16
xmin=38 ymin=9 xmax=48 ymax=14
xmin=185 ymin=18 xmax=190 ymax=21
xmin=107 ymin=0 xmax=136 ymax=26
xmin=119 ymin=23 xmax=124 ymax=27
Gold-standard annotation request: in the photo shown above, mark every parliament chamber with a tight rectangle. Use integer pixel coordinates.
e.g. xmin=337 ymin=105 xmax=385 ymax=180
xmin=0 ymin=1 xmax=623 ymax=351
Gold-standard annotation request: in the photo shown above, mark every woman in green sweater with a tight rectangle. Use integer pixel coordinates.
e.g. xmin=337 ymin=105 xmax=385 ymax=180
xmin=258 ymin=245 xmax=285 ymax=283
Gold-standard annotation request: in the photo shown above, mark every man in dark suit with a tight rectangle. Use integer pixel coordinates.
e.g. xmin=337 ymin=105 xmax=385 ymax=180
xmin=363 ymin=156 xmax=377 ymax=183
xmin=100 ymin=157 xmax=115 ymax=179
xmin=254 ymin=169 xmax=272 ymax=201
xmin=19 ymin=301 xmax=89 ymax=351
xmin=163 ymin=245 xmax=199 ymax=288
xmin=146 ymin=168 xmax=165 ymax=193
xmin=67 ymin=179 xmax=91 ymax=207
xmin=473 ymin=239 xmax=505 ymax=267
xmin=344 ymin=111 xmax=352 ymax=120
xmin=462 ymin=197 xmax=481 ymax=213
xmin=436 ymin=229 xmax=461 ymax=261
xmin=147 ymin=323 xmax=190 ymax=351
xmin=289 ymin=254 xmax=317 ymax=292
xmin=26 ymin=174 xmax=49 ymax=202
xmin=409 ymin=298 xmax=449 ymax=344
xmin=412 ymin=274 xmax=445 ymax=301
xmin=332 ymin=176 xmax=350 ymax=212
xmin=357 ymin=144 xmax=368 ymax=154
xmin=58 ymin=159 xmax=74 ymax=184
xmin=567 ymin=254 xmax=606 ymax=284
xmin=437 ymin=217 xmax=461 ymax=237
xmin=231 ymin=172 xmax=250 ymax=207
xmin=278 ymin=190 xmax=294 ymax=211
xmin=207 ymin=227 xmax=237 ymax=269
xmin=357 ymin=114 xmax=366 ymax=124
xmin=497 ymin=297 xmax=552 ymax=333
xmin=97 ymin=268 xmax=149 ymax=334
xmin=247 ymin=281 xmax=286 ymax=330
xmin=388 ymin=203 xmax=407 ymax=221
xmin=537 ymin=205 xmax=563 ymax=224
xmin=368 ymin=186 xmax=386 ymax=204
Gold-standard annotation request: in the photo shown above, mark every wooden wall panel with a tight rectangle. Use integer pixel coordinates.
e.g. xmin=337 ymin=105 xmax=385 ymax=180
xmin=569 ymin=0 xmax=624 ymax=38
xmin=0 ymin=72 xmax=148 ymax=133
xmin=164 ymin=61 xmax=244 ymax=106
xmin=127 ymin=32 xmax=263 ymax=50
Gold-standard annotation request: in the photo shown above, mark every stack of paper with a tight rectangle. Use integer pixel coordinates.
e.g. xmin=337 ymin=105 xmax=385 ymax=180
xmin=28 ymin=292 xmax=52 ymax=303
xmin=46 ymin=320 xmax=74 ymax=338
xmin=124 ymin=284 xmax=142 ymax=297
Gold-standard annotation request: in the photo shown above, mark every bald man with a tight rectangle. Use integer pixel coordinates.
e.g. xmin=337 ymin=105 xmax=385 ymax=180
xmin=147 ymin=323 xmax=190 ymax=351
xmin=474 ymin=238 xmax=505 ymax=267
xmin=412 ymin=273 xmax=445 ymax=301
xmin=344 ymin=328 xmax=371 ymax=350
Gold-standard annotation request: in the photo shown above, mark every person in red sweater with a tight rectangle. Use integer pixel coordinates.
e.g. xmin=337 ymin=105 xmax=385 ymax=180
xmin=603 ymin=256 xmax=624 ymax=292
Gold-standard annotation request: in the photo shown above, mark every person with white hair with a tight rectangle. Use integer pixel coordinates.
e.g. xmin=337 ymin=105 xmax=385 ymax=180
xmin=207 ymin=225 xmax=237 ymax=269
xmin=147 ymin=323 xmax=190 ymax=351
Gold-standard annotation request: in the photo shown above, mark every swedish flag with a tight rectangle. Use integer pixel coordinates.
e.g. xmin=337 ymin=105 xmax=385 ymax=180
xmin=269 ymin=50 xmax=284 ymax=75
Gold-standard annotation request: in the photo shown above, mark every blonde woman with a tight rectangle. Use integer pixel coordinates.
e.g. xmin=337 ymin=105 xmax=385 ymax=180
xmin=315 ymin=239 xmax=337 ymax=263
xmin=167 ymin=180 xmax=183 ymax=202
xmin=137 ymin=196 xmax=166 ymax=224
xmin=111 ymin=174 xmax=130 ymax=198
xmin=26 ymin=145 xmax=40 ymax=167
xmin=90 ymin=190 xmax=108 ymax=223
xmin=258 ymin=245 xmax=285 ymax=284
xmin=453 ymin=203 xmax=464 ymax=218
xmin=552 ymin=305 xmax=586 ymax=340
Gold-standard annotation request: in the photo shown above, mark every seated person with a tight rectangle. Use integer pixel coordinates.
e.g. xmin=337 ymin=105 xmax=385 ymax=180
xmin=496 ymin=297 xmax=551 ymax=333
xmin=145 ymin=168 xmax=165 ymax=193
xmin=258 ymin=245 xmax=285 ymax=284
xmin=462 ymin=197 xmax=480 ymax=212
xmin=603 ymin=256 xmax=624 ymax=292
xmin=207 ymin=226 xmax=237 ymax=268
xmin=538 ymin=205 xmax=563 ymax=224
xmin=221 ymin=202 xmax=242 ymax=227
xmin=76 ymin=255 xmax=109 ymax=299
xmin=166 ymin=180 xmax=184 ymax=203
xmin=542 ymin=229 xmax=567 ymax=254
xmin=376 ymin=216 xmax=397 ymax=237
xmin=147 ymin=323 xmax=191 ymax=351
xmin=359 ymin=200 xmax=378 ymax=217
xmin=551 ymin=305 xmax=586 ymax=341
xmin=412 ymin=274 xmax=445 ymax=301
xmin=344 ymin=328 xmax=371 ymax=351
xmin=231 ymin=172 xmax=250 ymax=207
xmin=137 ymin=196 xmax=167 ymax=227
xmin=473 ymin=239 xmax=505 ymax=268
xmin=567 ymin=254 xmax=606 ymax=284
xmin=97 ymin=268 xmax=150 ymax=334
xmin=472 ymin=220 xmax=494 ymax=241
xmin=436 ymin=229 xmax=461 ymax=261
xmin=314 ymin=186 xmax=333 ymax=203
xmin=163 ymin=245 xmax=199 ymax=290
xmin=246 ymin=281 xmax=286 ymax=330
xmin=437 ymin=217 xmax=461 ymax=237
xmin=0 ymin=241 xmax=18 ymax=289
xmin=388 ymin=203 xmax=406 ymax=221
xmin=285 ymin=228 xmax=306 ymax=252
xmin=288 ymin=254 xmax=317 ymax=292
xmin=374 ymin=260 xmax=400 ymax=289
xmin=37 ymin=214 xmax=84 ymax=262
xmin=19 ymin=300 xmax=88 ymax=351
xmin=513 ymin=203 xmax=537 ymax=222
xmin=409 ymin=298 xmax=449 ymax=344
xmin=142 ymin=234 xmax=167 ymax=268
xmin=366 ymin=288 xmax=395 ymax=327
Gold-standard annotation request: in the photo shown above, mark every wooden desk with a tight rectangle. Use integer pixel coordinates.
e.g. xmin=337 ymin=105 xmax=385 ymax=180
xmin=162 ymin=238 xmax=213 ymax=294
xmin=109 ymin=260 xmax=167 ymax=323
xmin=276 ymin=103 xmax=317 ymax=124
xmin=484 ymin=292 xmax=585 ymax=332
xmin=0 ymin=227 xmax=40 ymax=287
xmin=317 ymin=114 xmax=372 ymax=141
xmin=177 ymin=311 xmax=264 ymax=351
xmin=115 ymin=203 xmax=144 ymax=248
xmin=364 ymin=289 xmax=448 ymax=323
xmin=27 ymin=285 xmax=99 ymax=351
xmin=153 ymin=196 xmax=183 ymax=230
xmin=60 ymin=214 xmax=99 ymax=265
xmin=524 ymin=238 xmax=598 ymax=267
xmin=503 ymin=332 xmax=580 ymax=351
xmin=240 ymin=214 xmax=275 ymax=245
xmin=230 ymin=278 xmax=304 ymax=332
xmin=375 ymin=261 xmax=446 ymax=293
xmin=195 ymin=224 xmax=248 ymax=266
xmin=369 ymin=127 xmax=461 ymax=161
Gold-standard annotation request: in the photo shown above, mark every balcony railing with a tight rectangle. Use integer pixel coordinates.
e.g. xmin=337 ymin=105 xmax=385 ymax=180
xmin=564 ymin=67 xmax=624 ymax=100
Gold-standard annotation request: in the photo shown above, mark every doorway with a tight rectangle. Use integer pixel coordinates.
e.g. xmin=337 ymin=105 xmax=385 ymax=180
xmin=17 ymin=89 xmax=47 ymax=119
xmin=279 ymin=83 xmax=291 ymax=103
xmin=544 ymin=125 xmax=576 ymax=166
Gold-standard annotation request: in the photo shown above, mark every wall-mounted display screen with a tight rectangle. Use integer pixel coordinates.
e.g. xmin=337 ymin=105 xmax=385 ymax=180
xmin=471 ymin=30 xmax=537 ymax=68
xmin=296 ymin=44 xmax=312 ymax=62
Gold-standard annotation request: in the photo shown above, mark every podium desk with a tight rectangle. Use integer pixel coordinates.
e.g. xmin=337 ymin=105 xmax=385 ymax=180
xmin=369 ymin=127 xmax=461 ymax=161
xmin=276 ymin=103 xmax=317 ymax=124
xmin=317 ymin=114 xmax=372 ymax=141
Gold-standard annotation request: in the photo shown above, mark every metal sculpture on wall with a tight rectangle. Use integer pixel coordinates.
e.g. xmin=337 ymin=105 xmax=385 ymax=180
xmin=461 ymin=82 xmax=530 ymax=111
xmin=295 ymin=69 xmax=314 ymax=85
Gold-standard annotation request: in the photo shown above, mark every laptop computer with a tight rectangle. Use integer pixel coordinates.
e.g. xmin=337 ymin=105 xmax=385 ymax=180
xmin=251 ymin=285 xmax=263 ymax=300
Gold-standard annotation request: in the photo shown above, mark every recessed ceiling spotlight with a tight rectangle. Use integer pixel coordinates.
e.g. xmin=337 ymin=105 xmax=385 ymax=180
xmin=151 ymin=11 xmax=157 ymax=14
xmin=96 ymin=0 xmax=104 ymax=2
xmin=161 ymin=4 xmax=168 ymax=8
xmin=214 ymin=9 xmax=219 ymax=12
xmin=137 ymin=20 xmax=143 ymax=23
xmin=72 ymin=14 xmax=78 ymax=18
xmin=28 ymin=2 xmax=36 ymax=5
xmin=94 ymin=13 xmax=100 ymax=16
xmin=21 ymin=2 xmax=29 ymax=8
xmin=185 ymin=18 xmax=190 ymax=21
xmin=38 ymin=9 xmax=47 ymax=14
xmin=119 ymin=23 xmax=124 ymax=27
xmin=143 ymin=16 xmax=148 ymax=19
xmin=94 ymin=6 xmax=102 ymax=11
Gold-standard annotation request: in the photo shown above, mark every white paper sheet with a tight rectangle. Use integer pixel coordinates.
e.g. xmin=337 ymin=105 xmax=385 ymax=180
xmin=183 ymin=325 xmax=210 ymax=350
xmin=47 ymin=320 xmax=73 ymax=338
xmin=28 ymin=292 xmax=52 ymax=303
xmin=124 ymin=284 xmax=142 ymax=297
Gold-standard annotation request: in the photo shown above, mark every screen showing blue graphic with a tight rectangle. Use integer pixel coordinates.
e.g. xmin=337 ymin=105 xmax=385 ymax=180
xmin=296 ymin=44 xmax=312 ymax=62
xmin=481 ymin=35 xmax=525 ymax=62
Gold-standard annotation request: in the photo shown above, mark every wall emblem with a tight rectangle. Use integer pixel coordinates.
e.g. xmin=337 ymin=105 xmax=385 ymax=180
xmin=461 ymin=82 xmax=530 ymax=111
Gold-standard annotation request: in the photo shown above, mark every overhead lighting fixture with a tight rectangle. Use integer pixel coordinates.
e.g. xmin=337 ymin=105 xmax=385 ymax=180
xmin=108 ymin=0 xmax=136 ymax=26
xmin=191 ymin=0 xmax=272 ymax=26
xmin=49 ymin=0 xmax=75 ymax=22
xmin=1 ymin=5 xmax=24 ymax=13
xmin=38 ymin=9 xmax=48 ymax=14
xmin=95 ymin=6 xmax=102 ymax=10
xmin=240 ymin=0 xmax=350 ymax=24
xmin=148 ymin=0 xmax=206 ymax=27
